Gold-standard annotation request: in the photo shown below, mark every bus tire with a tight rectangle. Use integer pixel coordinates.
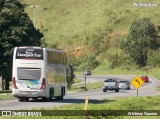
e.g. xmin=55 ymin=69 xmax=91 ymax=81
xmin=61 ymin=87 xmax=64 ymax=99
xmin=56 ymin=88 xmax=64 ymax=100
xmin=18 ymin=97 xmax=29 ymax=102
xmin=63 ymin=87 xmax=66 ymax=96
xmin=18 ymin=97 xmax=24 ymax=102
xmin=24 ymin=98 xmax=29 ymax=102
xmin=49 ymin=88 xmax=53 ymax=101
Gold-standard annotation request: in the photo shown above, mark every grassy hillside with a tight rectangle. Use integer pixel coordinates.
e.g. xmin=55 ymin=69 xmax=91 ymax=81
xmin=20 ymin=0 xmax=160 ymax=50
xmin=19 ymin=0 xmax=160 ymax=78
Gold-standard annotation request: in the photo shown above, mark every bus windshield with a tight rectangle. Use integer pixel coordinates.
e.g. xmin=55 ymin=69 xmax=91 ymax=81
xmin=17 ymin=67 xmax=41 ymax=80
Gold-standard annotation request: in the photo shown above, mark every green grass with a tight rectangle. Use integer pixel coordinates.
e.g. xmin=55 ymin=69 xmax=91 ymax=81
xmin=156 ymin=86 xmax=160 ymax=91
xmin=0 ymin=94 xmax=14 ymax=100
xmin=93 ymin=66 xmax=160 ymax=80
xmin=0 ymin=90 xmax=12 ymax=93
xmin=50 ymin=96 xmax=160 ymax=110
xmin=53 ymin=96 xmax=160 ymax=119
xmin=76 ymin=65 xmax=160 ymax=82
xmin=0 ymin=90 xmax=13 ymax=100
xmin=72 ymin=78 xmax=83 ymax=84
xmin=50 ymin=96 xmax=160 ymax=119
xmin=68 ymin=82 xmax=102 ymax=92
xmin=75 ymin=60 xmax=160 ymax=79
xmin=20 ymin=0 xmax=160 ymax=84
xmin=5 ymin=96 xmax=160 ymax=119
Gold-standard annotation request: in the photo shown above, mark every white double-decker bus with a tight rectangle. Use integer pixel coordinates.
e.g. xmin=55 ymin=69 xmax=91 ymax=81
xmin=12 ymin=46 xmax=67 ymax=101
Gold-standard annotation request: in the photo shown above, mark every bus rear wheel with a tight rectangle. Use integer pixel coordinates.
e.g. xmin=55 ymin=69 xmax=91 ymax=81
xmin=56 ymin=87 xmax=64 ymax=100
xmin=18 ymin=97 xmax=29 ymax=102
xmin=49 ymin=88 xmax=53 ymax=101
xmin=56 ymin=95 xmax=63 ymax=100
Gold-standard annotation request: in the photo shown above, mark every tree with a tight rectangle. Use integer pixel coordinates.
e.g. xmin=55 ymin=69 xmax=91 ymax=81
xmin=122 ymin=17 xmax=159 ymax=66
xmin=86 ymin=53 xmax=99 ymax=70
xmin=0 ymin=0 xmax=21 ymax=12
xmin=0 ymin=0 xmax=43 ymax=90
xmin=66 ymin=65 xmax=75 ymax=89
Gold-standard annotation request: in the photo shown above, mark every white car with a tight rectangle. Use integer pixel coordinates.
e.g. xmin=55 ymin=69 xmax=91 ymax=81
xmin=118 ymin=80 xmax=130 ymax=90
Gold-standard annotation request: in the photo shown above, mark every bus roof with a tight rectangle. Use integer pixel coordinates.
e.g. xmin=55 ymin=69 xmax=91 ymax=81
xmin=15 ymin=46 xmax=65 ymax=52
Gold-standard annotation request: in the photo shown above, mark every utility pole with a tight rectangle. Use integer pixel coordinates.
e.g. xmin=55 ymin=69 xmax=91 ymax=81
xmin=30 ymin=5 xmax=40 ymax=28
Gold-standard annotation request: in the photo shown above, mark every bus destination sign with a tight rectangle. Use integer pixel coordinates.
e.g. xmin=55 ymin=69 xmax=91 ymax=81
xmin=16 ymin=48 xmax=43 ymax=60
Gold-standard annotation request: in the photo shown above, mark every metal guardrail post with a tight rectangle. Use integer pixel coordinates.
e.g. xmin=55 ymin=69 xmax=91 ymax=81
xmin=0 ymin=75 xmax=3 ymax=90
xmin=84 ymin=75 xmax=86 ymax=88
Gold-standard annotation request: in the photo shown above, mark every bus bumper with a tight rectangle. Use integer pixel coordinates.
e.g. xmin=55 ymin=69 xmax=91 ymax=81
xmin=12 ymin=89 xmax=49 ymax=98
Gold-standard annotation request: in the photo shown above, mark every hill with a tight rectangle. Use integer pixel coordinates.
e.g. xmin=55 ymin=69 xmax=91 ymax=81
xmin=20 ymin=0 xmax=160 ymax=50
xmin=18 ymin=0 xmax=160 ymax=74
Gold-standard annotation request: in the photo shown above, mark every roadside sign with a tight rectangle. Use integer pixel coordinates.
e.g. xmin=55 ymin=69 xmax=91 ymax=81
xmin=131 ymin=76 xmax=144 ymax=89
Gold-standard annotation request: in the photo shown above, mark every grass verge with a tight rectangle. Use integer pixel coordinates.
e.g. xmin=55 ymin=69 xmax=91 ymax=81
xmin=5 ymin=96 xmax=160 ymax=119
xmin=0 ymin=90 xmax=12 ymax=93
xmin=76 ymin=67 xmax=160 ymax=80
xmin=0 ymin=94 xmax=14 ymax=100
xmin=0 ymin=90 xmax=14 ymax=100
xmin=72 ymin=78 xmax=83 ymax=84
xmin=68 ymin=81 xmax=103 ymax=93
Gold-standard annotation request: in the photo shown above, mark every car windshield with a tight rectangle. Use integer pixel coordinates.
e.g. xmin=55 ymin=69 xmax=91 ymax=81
xmin=104 ymin=79 xmax=116 ymax=82
xmin=85 ymin=70 xmax=90 ymax=72
xmin=119 ymin=81 xmax=128 ymax=83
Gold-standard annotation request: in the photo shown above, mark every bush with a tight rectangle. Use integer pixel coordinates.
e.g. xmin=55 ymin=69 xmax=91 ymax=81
xmin=147 ymin=49 xmax=160 ymax=67
xmin=123 ymin=17 xmax=159 ymax=66
xmin=76 ymin=53 xmax=99 ymax=71
xmin=86 ymin=53 xmax=99 ymax=70
xmin=66 ymin=65 xmax=75 ymax=89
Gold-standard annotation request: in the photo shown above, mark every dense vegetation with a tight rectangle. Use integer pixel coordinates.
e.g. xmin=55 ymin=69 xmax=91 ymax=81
xmin=0 ymin=0 xmax=43 ymax=89
xmin=122 ymin=17 xmax=160 ymax=66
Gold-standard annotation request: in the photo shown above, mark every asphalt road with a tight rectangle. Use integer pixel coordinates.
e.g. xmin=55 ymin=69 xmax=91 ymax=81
xmin=0 ymin=75 xmax=160 ymax=110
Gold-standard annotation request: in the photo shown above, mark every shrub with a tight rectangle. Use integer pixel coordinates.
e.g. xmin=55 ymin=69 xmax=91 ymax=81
xmin=147 ymin=49 xmax=160 ymax=67
xmin=123 ymin=17 xmax=159 ymax=66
